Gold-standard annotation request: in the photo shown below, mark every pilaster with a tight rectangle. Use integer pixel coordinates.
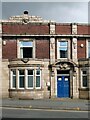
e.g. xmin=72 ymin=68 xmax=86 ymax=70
xmin=72 ymin=23 xmax=77 ymax=63
xmin=88 ymin=60 xmax=90 ymax=99
xmin=72 ymin=37 xmax=77 ymax=63
xmin=50 ymin=37 xmax=55 ymax=64
xmin=0 ymin=21 xmax=2 ymax=99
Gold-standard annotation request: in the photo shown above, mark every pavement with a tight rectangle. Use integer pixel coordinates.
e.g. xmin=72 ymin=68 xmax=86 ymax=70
xmin=1 ymin=98 xmax=90 ymax=111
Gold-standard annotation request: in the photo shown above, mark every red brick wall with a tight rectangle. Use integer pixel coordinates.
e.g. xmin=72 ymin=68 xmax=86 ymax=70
xmin=2 ymin=23 xmax=49 ymax=35
xmin=77 ymin=25 xmax=88 ymax=35
xmin=77 ymin=38 xmax=86 ymax=59
xmin=36 ymin=39 xmax=49 ymax=59
xmin=2 ymin=40 xmax=17 ymax=59
xmin=56 ymin=24 xmax=71 ymax=34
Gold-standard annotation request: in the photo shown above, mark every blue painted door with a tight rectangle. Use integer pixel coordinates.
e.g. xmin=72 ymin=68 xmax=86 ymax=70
xmin=57 ymin=76 xmax=70 ymax=98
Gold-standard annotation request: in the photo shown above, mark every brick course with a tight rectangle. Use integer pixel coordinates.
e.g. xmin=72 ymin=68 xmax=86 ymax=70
xmin=2 ymin=23 xmax=49 ymax=35
xmin=56 ymin=24 xmax=71 ymax=34
xmin=77 ymin=38 xmax=86 ymax=59
xmin=36 ymin=39 xmax=49 ymax=59
xmin=77 ymin=25 xmax=88 ymax=35
xmin=2 ymin=40 xmax=17 ymax=59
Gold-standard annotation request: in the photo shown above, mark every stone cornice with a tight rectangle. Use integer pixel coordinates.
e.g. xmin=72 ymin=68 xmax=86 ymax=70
xmin=2 ymin=34 xmax=90 ymax=38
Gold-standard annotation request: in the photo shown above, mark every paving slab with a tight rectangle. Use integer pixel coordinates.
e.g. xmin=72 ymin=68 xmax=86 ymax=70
xmin=1 ymin=98 xmax=90 ymax=111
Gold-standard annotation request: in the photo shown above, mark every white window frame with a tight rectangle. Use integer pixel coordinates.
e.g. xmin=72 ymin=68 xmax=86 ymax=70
xmin=18 ymin=69 xmax=25 ymax=89
xmin=81 ymin=70 xmax=88 ymax=88
xmin=17 ymin=39 xmax=35 ymax=59
xmin=10 ymin=69 xmax=16 ymax=89
xmin=20 ymin=41 xmax=33 ymax=58
xmin=86 ymin=39 xmax=90 ymax=58
xmin=35 ymin=69 xmax=41 ymax=89
xmin=26 ymin=69 xmax=34 ymax=89
xmin=57 ymin=39 xmax=70 ymax=59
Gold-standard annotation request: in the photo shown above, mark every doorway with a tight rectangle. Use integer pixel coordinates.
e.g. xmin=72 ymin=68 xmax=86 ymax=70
xmin=57 ymin=70 xmax=70 ymax=98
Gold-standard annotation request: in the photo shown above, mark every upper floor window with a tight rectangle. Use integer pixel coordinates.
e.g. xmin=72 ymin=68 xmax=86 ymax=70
xmin=57 ymin=41 xmax=68 ymax=58
xmin=88 ymin=41 xmax=90 ymax=58
xmin=20 ymin=41 xmax=33 ymax=58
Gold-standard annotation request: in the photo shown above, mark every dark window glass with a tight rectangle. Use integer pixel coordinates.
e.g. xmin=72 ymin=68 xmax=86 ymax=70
xmin=28 ymin=70 xmax=33 ymax=75
xmin=28 ymin=76 xmax=33 ymax=87
xmin=12 ymin=70 xmax=16 ymax=88
xmin=36 ymin=76 xmax=40 ymax=87
xmin=59 ymin=41 xmax=68 ymax=58
xmin=83 ymin=76 xmax=87 ymax=87
xmin=19 ymin=70 xmax=25 ymax=88
xmin=23 ymin=47 xmax=32 ymax=58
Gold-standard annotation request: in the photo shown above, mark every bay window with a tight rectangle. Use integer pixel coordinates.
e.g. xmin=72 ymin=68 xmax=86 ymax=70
xmin=10 ymin=69 xmax=41 ymax=89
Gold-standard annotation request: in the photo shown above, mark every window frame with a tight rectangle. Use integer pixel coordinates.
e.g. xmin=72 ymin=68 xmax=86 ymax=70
xmin=35 ymin=69 xmax=41 ymax=89
xmin=26 ymin=69 xmax=34 ymax=89
xmin=18 ymin=69 xmax=25 ymax=89
xmin=20 ymin=41 xmax=33 ymax=58
xmin=10 ymin=68 xmax=42 ymax=90
xmin=10 ymin=69 xmax=16 ymax=89
xmin=17 ymin=39 xmax=35 ymax=59
xmin=57 ymin=39 xmax=70 ymax=59
xmin=81 ymin=70 xmax=88 ymax=88
xmin=86 ymin=39 xmax=90 ymax=58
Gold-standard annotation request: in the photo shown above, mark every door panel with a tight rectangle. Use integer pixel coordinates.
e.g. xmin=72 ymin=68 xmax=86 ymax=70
xmin=57 ymin=76 xmax=70 ymax=98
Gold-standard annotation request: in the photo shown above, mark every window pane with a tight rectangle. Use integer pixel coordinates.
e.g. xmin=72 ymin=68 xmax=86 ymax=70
xmin=19 ymin=76 xmax=24 ymax=88
xmin=28 ymin=70 xmax=33 ymax=75
xmin=13 ymin=76 xmax=16 ymax=88
xmin=36 ymin=76 xmax=40 ymax=87
xmin=60 ymin=41 xmax=67 ymax=46
xmin=83 ymin=71 xmax=87 ymax=74
xmin=59 ymin=47 xmax=67 ymax=51
xmin=60 ymin=50 xmax=67 ymax=58
xmin=19 ymin=70 xmax=24 ymax=75
xmin=20 ymin=41 xmax=33 ymax=47
xmin=36 ymin=70 xmax=40 ymax=75
xmin=28 ymin=76 xmax=33 ymax=87
xmin=58 ymin=41 xmax=68 ymax=58
xmin=23 ymin=47 xmax=33 ymax=58
xmin=88 ymin=48 xmax=90 ymax=58
xmin=12 ymin=70 xmax=16 ymax=88
xmin=13 ymin=70 xmax=16 ymax=75
xmin=83 ymin=76 xmax=87 ymax=87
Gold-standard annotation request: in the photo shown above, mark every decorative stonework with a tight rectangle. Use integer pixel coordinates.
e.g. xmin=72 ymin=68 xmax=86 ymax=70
xmin=72 ymin=37 xmax=77 ymax=62
xmin=50 ymin=24 xmax=55 ymax=34
xmin=72 ymin=24 xmax=77 ymax=35
xmin=8 ymin=12 xmax=50 ymax=24
xmin=56 ymin=63 xmax=70 ymax=70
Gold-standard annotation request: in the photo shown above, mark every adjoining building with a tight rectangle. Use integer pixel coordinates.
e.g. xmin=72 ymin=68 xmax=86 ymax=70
xmin=1 ymin=11 xmax=90 ymax=99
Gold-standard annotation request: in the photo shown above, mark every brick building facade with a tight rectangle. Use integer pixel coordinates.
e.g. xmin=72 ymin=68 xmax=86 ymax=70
xmin=1 ymin=11 xmax=90 ymax=99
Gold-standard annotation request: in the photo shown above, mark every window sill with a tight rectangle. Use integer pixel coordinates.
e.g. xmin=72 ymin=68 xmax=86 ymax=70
xmin=9 ymin=88 xmax=44 ymax=91
xmin=78 ymin=88 xmax=89 ymax=91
